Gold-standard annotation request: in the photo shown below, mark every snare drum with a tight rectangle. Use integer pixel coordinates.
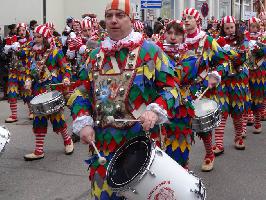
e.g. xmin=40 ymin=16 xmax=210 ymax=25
xmin=30 ymin=91 xmax=65 ymax=116
xmin=192 ymin=98 xmax=221 ymax=132
xmin=0 ymin=126 xmax=11 ymax=157
xmin=107 ymin=136 xmax=206 ymax=200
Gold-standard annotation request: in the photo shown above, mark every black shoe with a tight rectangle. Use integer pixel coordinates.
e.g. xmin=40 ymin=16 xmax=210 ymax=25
xmin=71 ymin=134 xmax=80 ymax=143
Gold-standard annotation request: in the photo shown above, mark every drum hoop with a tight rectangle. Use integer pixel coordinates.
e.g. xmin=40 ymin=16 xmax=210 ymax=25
xmin=106 ymin=136 xmax=156 ymax=192
xmin=30 ymin=91 xmax=63 ymax=105
xmin=0 ymin=126 xmax=11 ymax=155
xmin=193 ymin=107 xmax=220 ymax=119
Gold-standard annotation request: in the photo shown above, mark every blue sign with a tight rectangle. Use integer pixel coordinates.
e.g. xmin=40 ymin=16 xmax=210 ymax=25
xmin=141 ymin=0 xmax=162 ymax=9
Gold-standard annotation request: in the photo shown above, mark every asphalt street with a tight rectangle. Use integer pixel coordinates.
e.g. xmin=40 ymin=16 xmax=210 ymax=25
xmin=0 ymin=100 xmax=265 ymax=200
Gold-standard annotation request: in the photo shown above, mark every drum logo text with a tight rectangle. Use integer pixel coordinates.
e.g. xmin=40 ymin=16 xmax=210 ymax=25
xmin=147 ymin=180 xmax=176 ymax=200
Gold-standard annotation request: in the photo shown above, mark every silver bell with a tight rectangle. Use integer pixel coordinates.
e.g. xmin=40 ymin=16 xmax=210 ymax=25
xmin=95 ymin=89 xmax=100 ymax=96
xmin=115 ymin=104 xmax=121 ymax=111
xmin=129 ymin=52 xmax=136 ymax=60
xmin=128 ymin=62 xmax=134 ymax=68
xmin=125 ymin=73 xmax=131 ymax=79
xmin=93 ymin=73 xmax=98 ymax=79
xmin=174 ymin=54 xmax=180 ymax=61
xmin=119 ymin=88 xmax=125 ymax=95
xmin=107 ymin=78 xmax=112 ymax=84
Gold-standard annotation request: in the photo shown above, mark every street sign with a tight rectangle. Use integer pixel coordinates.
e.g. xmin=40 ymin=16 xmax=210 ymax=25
xmin=141 ymin=0 xmax=162 ymax=9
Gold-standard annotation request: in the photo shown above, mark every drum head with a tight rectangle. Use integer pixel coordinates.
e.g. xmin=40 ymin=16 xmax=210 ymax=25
xmin=193 ymin=99 xmax=218 ymax=117
xmin=107 ymin=136 xmax=152 ymax=189
xmin=31 ymin=91 xmax=62 ymax=105
xmin=0 ymin=126 xmax=11 ymax=154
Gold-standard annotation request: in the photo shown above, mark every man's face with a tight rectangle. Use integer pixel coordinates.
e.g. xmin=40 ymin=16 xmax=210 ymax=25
xmin=212 ymin=22 xmax=218 ymax=29
xmin=73 ymin=22 xmax=81 ymax=33
xmin=223 ymin=23 xmax=236 ymax=36
xmin=34 ymin=33 xmax=43 ymax=44
xmin=165 ymin=27 xmax=183 ymax=44
xmin=82 ymin=27 xmax=92 ymax=37
xmin=105 ymin=9 xmax=132 ymax=41
xmin=182 ymin=14 xmax=197 ymax=31
xmin=249 ymin=23 xmax=259 ymax=33
xmin=18 ymin=27 xmax=26 ymax=37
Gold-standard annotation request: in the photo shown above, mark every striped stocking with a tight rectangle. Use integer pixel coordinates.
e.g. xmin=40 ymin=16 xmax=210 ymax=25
xmin=261 ymin=99 xmax=266 ymax=119
xmin=233 ymin=115 xmax=243 ymax=140
xmin=254 ymin=110 xmax=261 ymax=129
xmin=214 ymin=114 xmax=228 ymax=148
xmin=59 ymin=127 xmax=71 ymax=146
xmin=34 ymin=133 xmax=46 ymax=155
xmin=9 ymin=101 xmax=17 ymax=119
xmin=202 ymin=133 xmax=214 ymax=159
xmin=242 ymin=113 xmax=248 ymax=136
xmin=247 ymin=111 xmax=254 ymax=123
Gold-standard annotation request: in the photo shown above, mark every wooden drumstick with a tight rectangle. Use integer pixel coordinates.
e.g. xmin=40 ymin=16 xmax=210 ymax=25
xmin=196 ymin=87 xmax=209 ymax=101
xmin=90 ymin=141 xmax=107 ymax=165
xmin=107 ymin=116 xmax=141 ymax=123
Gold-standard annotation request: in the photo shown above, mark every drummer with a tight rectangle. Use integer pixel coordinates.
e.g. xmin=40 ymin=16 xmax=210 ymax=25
xmin=161 ymin=19 xmax=223 ymax=171
xmin=67 ymin=0 xmax=180 ymax=199
xmin=23 ymin=25 xmax=74 ymax=161
xmin=181 ymin=8 xmax=229 ymax=172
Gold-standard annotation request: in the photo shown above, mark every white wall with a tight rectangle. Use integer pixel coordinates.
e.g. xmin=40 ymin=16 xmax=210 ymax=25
xmin=0 ymin=0 xmax=109 ymax=34
xmin=0 ymin=0 xmax=43 ymax=26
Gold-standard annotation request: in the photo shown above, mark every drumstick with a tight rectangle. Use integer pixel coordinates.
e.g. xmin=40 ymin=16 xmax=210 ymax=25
xmin=107 ymin=116 xmax=141 ymax=123
xmin=49 ymin=82 xmax=75 ymax=87
xmin=196 ymin=87 xmax=209 ymax=101
xmin=90 ymin=141 xmax=107 ymax=165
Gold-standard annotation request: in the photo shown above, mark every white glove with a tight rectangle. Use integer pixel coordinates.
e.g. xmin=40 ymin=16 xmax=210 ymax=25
xmin=223 ymin=44 xmax=231 ymax=52
xmin=66 ymin=49 xmax=76 ymax=59
xmin=69 ymin=32 xmax=76 ymax=39
xmin=11 ymin=42 xmax=20 ymax=51
xmin=65 ymin=26 xmax=71 ymax=33
xmin=79 ymin=45 xmax=87 ymax=54
xmin=249 ymin=40 xmax=257 ymax=50
xmin=4 ymin=45 xmax=12 ymax=54
xmin=208 ymin=71 xmax=221 ymax=83
xmin=24 ymin=79 xmax=32 ymax=90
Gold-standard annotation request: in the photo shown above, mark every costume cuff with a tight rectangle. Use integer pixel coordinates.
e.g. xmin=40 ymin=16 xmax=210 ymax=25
xmin=72 ymin=115 xmax=94 ymax=135
xmin=208 ymin=70 xmax=221 ymax=83
xmin=146 ymin=103 xmax=169 ymax=124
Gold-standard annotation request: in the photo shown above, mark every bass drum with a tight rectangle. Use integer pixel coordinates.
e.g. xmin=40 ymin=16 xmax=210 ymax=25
xmin=107 ymin=136 xmax=206 ymax=200
xmin=0 ymin=126 xmax=11 ymax=157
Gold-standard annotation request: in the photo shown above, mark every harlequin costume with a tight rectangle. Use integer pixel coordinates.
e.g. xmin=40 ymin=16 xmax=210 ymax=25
xmin=4 ymin=23 xmax=33 ymax=123
xmin=182 ymin=8 xmax=229 ymax=172
xmin=24 ymin=25 xmax=74 ymax=161
xmin=67 ymin=1 xmax=181 ymax=199
xmin=258 ymin=12 xmax=266 ymax=121
xmin=243 ymin=17 xmax=266 ymax=134
xmin=213 ymin=16 xmax=251 ymax=155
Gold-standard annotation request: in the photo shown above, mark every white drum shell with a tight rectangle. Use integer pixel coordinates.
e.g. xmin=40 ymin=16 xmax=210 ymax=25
xmin=118 ymin=146 xmax=206 ymax=200
xmin=0 ymin=126 xmax=11 ymax=156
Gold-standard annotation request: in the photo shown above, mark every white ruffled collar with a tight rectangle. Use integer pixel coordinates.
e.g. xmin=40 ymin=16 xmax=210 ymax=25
xmin=101 ymin=30 xmax=143 ymax=51
xmin=185 ymin=30 xmax=206 ymax=45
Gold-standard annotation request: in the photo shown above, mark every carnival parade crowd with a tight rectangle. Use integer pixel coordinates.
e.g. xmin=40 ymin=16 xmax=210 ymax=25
xmin=0 ymin=0 xmax=266 ymax=199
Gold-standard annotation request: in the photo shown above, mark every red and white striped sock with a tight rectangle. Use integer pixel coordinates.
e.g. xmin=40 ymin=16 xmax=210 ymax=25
xmin=247 ymin=111 xmax=254 ymax=123
xmin=214 ymin=115 xmax=227 ymax=148
xmin=202 ymin=133 xmax=214 ymax=159
xmin=59 ymin=127 xmax=71 ymax=146
xmin=242 ymin=113 xmax=248 ymax=135
xmin=233 ymin=115 xmax=243 ymax=140
xmin=254 ymin=110 xmax=261 ymax=129
xmin=10 ymin=101 xmax=17 ymax=119
xmin=262 ymin=99 xmax=266 ymax=119
xmin=34 ymin=133 xmax=46 ymax=155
